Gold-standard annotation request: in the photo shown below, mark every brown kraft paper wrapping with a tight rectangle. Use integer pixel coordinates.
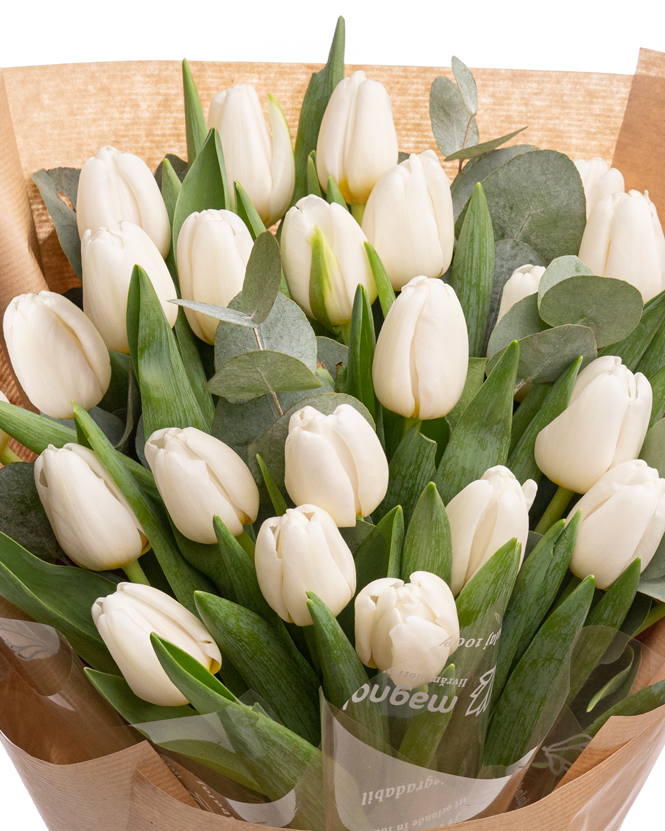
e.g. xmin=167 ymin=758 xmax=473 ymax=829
xmin=1 ymin=51 xmax=665 ymax=830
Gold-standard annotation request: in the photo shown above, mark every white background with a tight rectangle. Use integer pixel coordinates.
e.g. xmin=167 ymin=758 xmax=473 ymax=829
xmin=1 ymin=1 xmax=665 ymax=829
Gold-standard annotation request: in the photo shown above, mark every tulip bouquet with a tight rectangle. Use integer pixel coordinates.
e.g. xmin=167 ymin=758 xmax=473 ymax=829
xmin=2 ymin=18 xmax=665 ymax=831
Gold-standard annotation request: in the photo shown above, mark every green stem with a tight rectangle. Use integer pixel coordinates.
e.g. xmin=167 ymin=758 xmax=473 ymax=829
xmin=535 ymin=486 xmax=575 ymax=535
xmin=123 ymin=559 xmax=151 ymax=585
xmin=338 ymin=321 xmax=352 ymax=346
xmin=350 ymin=202 xmax=365 ymax=225
xmin=237 ymin=530 xmax=256 ymax=560
xmin=303 ymin=625 xmax=321 ymax=675
xmin=0 ymin=446 xmax=22 ymax=465
xmin=635 ymin=601 xmax=665 ymax=637
xmin=402 ymin=416 xmax=422 ymax=438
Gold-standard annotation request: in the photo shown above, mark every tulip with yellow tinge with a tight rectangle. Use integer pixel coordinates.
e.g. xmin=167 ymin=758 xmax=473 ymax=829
xmin=82 ymin=221 xmax=178 ymax=353
xmin=208 ymin=84 xmax=295 ymax=227
xmin=535 ymin=356 xmax=652 ymax=494
xmin=354 ymin=572 xmax=459 ymax=685
xmin=92 ymin=583 xmax=222 ymax=706
xmin=255 ymin=505 xmax=356 ymax=627
xmin=77 ymin=145 xmax=171 ymax=257
xmin=316 ymin=70 xmax=398 ymax=206
xmin=372 ymin=276 xmax=468 ymax=419
xmin=3 ymin=291 xmax=111 ymax=420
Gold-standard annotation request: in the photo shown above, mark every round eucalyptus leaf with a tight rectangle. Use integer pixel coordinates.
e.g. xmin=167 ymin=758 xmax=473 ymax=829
xmin=487 ymin=293 xmax=548 ymax=359
xmin=537 ymin=255 xmax=592 ymax=297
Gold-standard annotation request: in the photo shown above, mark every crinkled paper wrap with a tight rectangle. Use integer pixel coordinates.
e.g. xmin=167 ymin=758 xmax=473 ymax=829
xmin=1 ymin=48 xmax=665 ymax=831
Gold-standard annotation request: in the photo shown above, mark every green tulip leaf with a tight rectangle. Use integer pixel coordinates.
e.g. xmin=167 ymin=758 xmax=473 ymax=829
xmin=450 ymin=183 xmax=495 ymax=357
xmin=172 ymin=128 xmax=230 ymax=253
xmin=601 ymin=289 xmax=665 ymax=371
xmin=435 ymin=341 xmax=519 ymax=504
xmin=256 ymin=454 xmax=288 ymax=516
xmin=292 ymin=17 xmax=345 ymax=203
xmin=487 ymin=293 xmax=548 ymax=359
xmin=306 ymin=151 xmax=323 ymax=198
xmin=248 ymin=392 xmax=374 ymax=488
xmin=488 ymin=323 xmax=597 ymax=386
xmin=537 ymin=255 xmax=593 ymax=296
xmin=476 ymin=150 xmax=586 ymax=263
xmin=234 ymin=180 xmax=267 ymax=239
xmin=0 ymin=532 xmax=118 ymax=673
xmin=485 ymin=575 xmax=595 ymax=767
xmin=0 ymin=400 xmax=159 ymax=502
xmin=586 ymin=679 xmax=665 ymax=738
xmin=451 ymin=146 xmax=538 ymax=222
xmin=398 ymin=664 xmax=457 ymax=768
xmin=640 ymin=417 xmax=665 ymax=480
xmin=326 ymin=177 xmax=347 ymax=208
xmin=0 ymin=463 xmax=68 ymax=564
xmin=508 ymin=384 xmax=549 ymax=456
xmin=182 ymin=59 xmax=208 ymax=167
xmin=637 ymin=293 xmax=665 ymax=379
xmin=32 ymin=168 xmax=82 ymax=279
xmin=445 ymin=358 xmax=488 ymax=431
xmin=208 ymin=350 xmax=323 ymax=402
xmin=538 ymin=275 xmax=643 ymax=349
xmin=401 ymin=483 xmax=452 ymax=586
xmin=127 ymin=265 xmax=211 ymax=438
xmin=195 ymin=591 xmax=321 ymax=745
xmin=98 ymin=351 xmax=131 ymax=416
xmin=376 ymin=426 xmax=437 ymax=524
xmin=86 ymin=669 xmax=196 ymax=723
xmin=160 ymin=157 xmax=182 ymax=228
xmin=345 ymin=284 xmax=378 ymax=421
xmin=508 ymin=356 xmax=583 ymax=484
xmin=364 ymin=242 xmax=395 ymax=318
xmin=339 ymin=519 xmax=375 ymax=555
xmin=648 ymin=364 xmax=665 ymax=428
xmin=445 ymin=128 xmax=528 ymax=163
xmin=430 ymin=75 xmax=479 ymax=158
xmin=73 ymin=404 xmax=215 ymax=614
xmin=456 ymin=538 xmax=521 ymax=629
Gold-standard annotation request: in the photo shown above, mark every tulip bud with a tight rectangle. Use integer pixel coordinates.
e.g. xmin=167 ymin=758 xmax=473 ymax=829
xmin=574 ymin=158 xmax=625 ymax=218
xmin=81 ymin=221 xmax=178 ymax=353
xmin=316 ymin=70 xmax=399 ymax=206
xmin=354 ymin=572 xmax=459 ymax=684
xmin=0 ymin=390 xmax=10 ymax=456
xmin=496 ymin=264 xmax=546 ymax=323
xmin=361 ymin=150 xmax=455 ymax=290
xmin=3 ymin=291 xmax=111 ymax=419
xmin=578 ymin=190 xmax=665 ymax=302
xmin=35 ymin=444 xmax=148 ymax=571
xmin=176 ymin=209 xmax=254 ymax=343
xmin=77 ymin=146 xmax=171 ymax=257
xmin=144 ymin=426 xmax=259 ymax=543
xmin=255 ymin=505 xmax=356 ymax=626
xmin=372 ymin=276 xmax=468 ymax=419
xmin=92 ymin=583 xmax=221 ymax=706
xmin=208 ymin=85 xmax=295 ymax=227
xmin=568 ymin=460 xmax=665 ymax=589
xmin=284 ymin=404 xmax=389 ymax=527
xmin=281 ymin=195 xmax=376 ymax=326
xmin=534 ymin=356 xmax=652 ymax=494
xmin=446 ymin=466 xmax=537 ymax=596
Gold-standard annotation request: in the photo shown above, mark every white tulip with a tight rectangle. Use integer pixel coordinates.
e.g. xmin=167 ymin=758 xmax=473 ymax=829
xmin=284 ymin=404 xmax=389 ymax=527
xmin=574 ymin=158 xmax=625 ymax=218
xmin=316 ymin=70 xmax=399 ymax=206
xmin=176 ymin=209 xmax=254 ymax=343
xmin=361 ymin=150 xmax=455 ymax=291
xmin=578 ymin=190 xmax=665 ymax=302
xmin=92 ymin=583 xmax=221 ymax=707
xmin=81 ymin=221 xmax=178 ymax=353
xmin=568 ymin=460 xmax=665 ymax=589
xmin=281 ymin=195 xmax=376 ymax=325
xmin=3 ymin=291 xmax=111 ymax=419
xmin=255 ymin=505 xmax=356 ymax=626
xmin=372 ymin=276 xmax=468 ymax=419
xmin=144 ymin=427 xmax=259 ymax=543
xmin=354 ymin=572 xmax=459 ymax=685
xmin=446 ymin=466 xmax=537 ymax=596
xmin=77 ymin=145 xmax=171 ymax=257
xmin=496 ymin=264 xmax=546 ymax=323
xmin=34 ymin=444 xmax=148 ymax=571
xmin=208 ymin=85 xmax=295 ymax=227
xmin=535 ymin=356 xmax=652 ymax=494
xmin=0 ymin=390 xmax=10 ymax=456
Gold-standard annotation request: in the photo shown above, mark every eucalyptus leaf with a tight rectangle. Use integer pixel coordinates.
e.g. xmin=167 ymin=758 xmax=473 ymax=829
xmin=32 ymin=168 xmax=82 ymax=279
xmin=173 ymin=300 xmax=257 ymax=329
xmin=601 ymin=289 xmax=665 ymax=371
xmin=451 ymin=56 xmax=477 ymax=114
xmin=538 ymin=275 xmax=643 ymax=349
xmin=211 ymin=395 xmax=279 ymax=461
xmin=640 ymin=417 xmax=665 ymax=479
xmin=236 ymin=232 xmax=283 ymax=324
xmin=451 ymin=146 xmax=538 ymax=221
xmin=445 ymin=128 xmax=528 ymax=163
xmin=292 ymin=17 xmax=345 ymax=203
xmin=377 ymin=427 xmax=437 ymax=523
xmin=0 ymin=463 xmax=67 ymax=563
xmin=316 ymin=336 xmax=348 ymax=381
xmin=429 ymin=75 xmax=478 ymax=158
xmin=208 ymin=350 xmax=322 ymax=402
xmin=537 ymin=255 xmax=593 ymax=296
xmin=476 ymin=150 xmax=586 ymax=262
xmin=487 ymin=293 xmax=548 ymax=359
